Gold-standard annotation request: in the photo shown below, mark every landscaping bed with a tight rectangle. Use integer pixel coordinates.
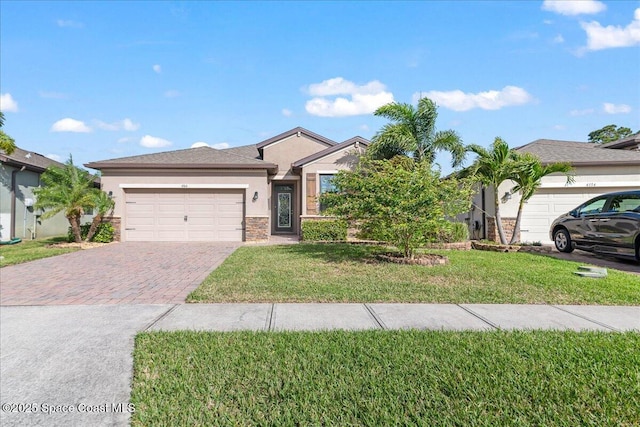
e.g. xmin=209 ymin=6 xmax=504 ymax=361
xmin=187 ymin=243 xmax=640 ymax=305
xmin=131 ymin=330 xmax=640 ymax=426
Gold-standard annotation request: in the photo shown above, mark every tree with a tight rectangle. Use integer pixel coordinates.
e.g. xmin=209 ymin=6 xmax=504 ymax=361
xmin=33 ymin=156 xmax=102 ymax=242
xmin=368 ymin=97 xmax=466 ymax=168
xmin=464 ymin=137 xmax=520 ymax=245
xmin=588 ymin=124 xmax=634 ymax=144
xmin=508 ymin=154 xmax=573 ymax=244
xmin=84 ymin=190 xmax=115 ymax=242
xmin=0 ymin=112 xmax=17 ymax=154
xmin=321 ymin=158 xmax=473 ymax=258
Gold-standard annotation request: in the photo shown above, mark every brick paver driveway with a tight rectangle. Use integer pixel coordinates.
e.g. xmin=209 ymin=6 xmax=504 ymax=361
xmin=0 ymin=242 xmax=240 ymax=305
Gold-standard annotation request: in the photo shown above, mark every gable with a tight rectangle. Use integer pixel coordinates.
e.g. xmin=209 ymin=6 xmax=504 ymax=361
xmin=259 ymin=130 xmax=337 ymax=178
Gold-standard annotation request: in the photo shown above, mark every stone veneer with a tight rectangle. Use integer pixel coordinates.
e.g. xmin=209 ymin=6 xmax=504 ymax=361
xmin=103 ymin=216 xmax=121 ymax=242
xmin=245 ymin=216 xmax=269 ymax=242
xmin=486 ymin=217 xmax=518 ymax=243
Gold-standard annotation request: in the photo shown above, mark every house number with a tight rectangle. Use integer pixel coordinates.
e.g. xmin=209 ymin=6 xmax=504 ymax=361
xmin=585 ymin=183 xmax=596 ymax=187
xmin=181 ymin=184 xmax=188 ymax=188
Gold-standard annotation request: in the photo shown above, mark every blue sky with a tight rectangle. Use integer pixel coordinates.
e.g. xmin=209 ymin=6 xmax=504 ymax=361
xmin=1 ymin=0 xmax=639 ymax=175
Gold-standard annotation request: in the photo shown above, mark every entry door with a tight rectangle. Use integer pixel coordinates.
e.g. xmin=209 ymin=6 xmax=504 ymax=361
xmin=274 ymin=184 xmax=294 ymax=233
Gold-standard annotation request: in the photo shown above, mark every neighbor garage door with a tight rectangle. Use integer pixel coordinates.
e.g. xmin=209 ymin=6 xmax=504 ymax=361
xmin=520 ymin=187 xmax=623 ymax=244
xmin=124 ymin=189 xmax=244 ymax=242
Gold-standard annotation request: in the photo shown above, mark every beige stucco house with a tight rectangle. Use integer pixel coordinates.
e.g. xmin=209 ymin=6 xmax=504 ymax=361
xmin=464 ymin=134 xmax=640 ymax=244
xmin=86 ymin=127 xmax=368 ymax=242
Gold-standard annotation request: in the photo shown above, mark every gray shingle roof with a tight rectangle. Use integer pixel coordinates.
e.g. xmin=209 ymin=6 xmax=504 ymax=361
xmin=0 ymin=146 xmax=66 ymax=172
xmin=85 ymin=146 xmax=277 ymax=171
xmin=516 ymin=139 xmax=640 ymax=165
xmin=221 ymin=144 xmax=260 ymax=159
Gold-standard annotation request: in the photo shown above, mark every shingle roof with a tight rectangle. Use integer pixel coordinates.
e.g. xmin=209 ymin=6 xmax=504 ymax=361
xmin=85 ymin=146 xmax=278 ymax=172
xmin=0 ymin=146 xmax=66 ymax=172
xmin=599 ymin=133 xmax=640 ymax=150
xmin=515 ymin=139 xmax=640 ymax=165
xmin=220 ymin=144 xmax=261 ymax=159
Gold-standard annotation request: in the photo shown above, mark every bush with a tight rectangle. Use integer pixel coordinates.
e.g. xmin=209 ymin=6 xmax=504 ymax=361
xmin=67 ymin=222 xmax=115 ymax=243
xmin=301 ymin=219 xmax=347 ymax=241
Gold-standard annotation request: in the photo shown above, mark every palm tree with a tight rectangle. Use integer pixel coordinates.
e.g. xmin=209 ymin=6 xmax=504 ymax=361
xmin=508 ymin=154 xmax=573 ymax=244
xmin=368 ymin=97 xmax=466 ymax=168
xmin=84 ymin=190 xmax=115 ymax=242
xmin=34 ymin=156 xmax=100 ymax=242
xmin=0 ymin=112 xmax=17 ymax=154
xmin=465 ymin=137 xmax=520 ymax=244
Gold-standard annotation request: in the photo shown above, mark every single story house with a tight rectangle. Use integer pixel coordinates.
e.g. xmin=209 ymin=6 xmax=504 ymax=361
xmin=465 ymin=134 xmax=640 ymax=244
xmin=85 ymin=127 xmax=369 ymax=242
xmin=0 ymin=147 xmax=94 ymax=241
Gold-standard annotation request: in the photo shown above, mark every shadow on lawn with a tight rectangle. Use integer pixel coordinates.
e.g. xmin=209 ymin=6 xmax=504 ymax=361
xmin=277 ymin=243 xmax=385 ymax=264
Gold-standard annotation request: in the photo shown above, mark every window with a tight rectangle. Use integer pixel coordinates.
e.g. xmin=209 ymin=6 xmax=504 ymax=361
xmin=319 ymin=174 xmax=336 ymax=212
xmin=577 ymin=198 xmax=607 ymax=216
xmin=608 ymin=195 xmax=640 ymax=213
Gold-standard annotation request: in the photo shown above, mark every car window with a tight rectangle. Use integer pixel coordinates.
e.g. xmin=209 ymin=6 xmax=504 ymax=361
xmin=577 ymin=197 xmax=607 ymax=216
xmin=607 ymin=195 xmax=640 ymax=213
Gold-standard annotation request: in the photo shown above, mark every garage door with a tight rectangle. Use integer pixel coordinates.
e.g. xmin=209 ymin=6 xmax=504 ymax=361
xmin=520 ymin=187 xmax=623 ymax=244
xmin=124 ymin=189 xmax=244 ymax=242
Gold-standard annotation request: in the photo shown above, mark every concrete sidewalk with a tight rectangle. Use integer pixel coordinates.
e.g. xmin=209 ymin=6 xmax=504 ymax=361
xmin=2 ymin=303 xmax=639 ymax=427
xmin=149 ymin=303 xmax=640 ymax=332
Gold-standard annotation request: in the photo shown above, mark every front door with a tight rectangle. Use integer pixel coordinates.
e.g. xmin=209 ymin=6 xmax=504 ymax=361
xmin=273 ymin=184 xmax=294 ymax=233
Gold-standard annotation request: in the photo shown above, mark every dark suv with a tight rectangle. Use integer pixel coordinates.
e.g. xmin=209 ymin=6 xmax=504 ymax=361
xmin=550 ymin=190 xmax=640 ymax=262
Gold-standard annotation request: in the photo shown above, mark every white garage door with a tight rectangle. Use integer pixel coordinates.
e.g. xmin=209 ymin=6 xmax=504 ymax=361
xmin=520 ymin=187 xmax=623 ymax=244
xmin=124 ymin=189 xmax=244 ymax=242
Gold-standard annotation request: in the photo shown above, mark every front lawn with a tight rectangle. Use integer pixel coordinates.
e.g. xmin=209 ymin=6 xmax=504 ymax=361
xmin=131 ymin=330 xmax=640 ymax=426
xmin=0 ymin=236 xmax=79 ymax=267
xmin=188 ymin=244 xmax=640 ymax=305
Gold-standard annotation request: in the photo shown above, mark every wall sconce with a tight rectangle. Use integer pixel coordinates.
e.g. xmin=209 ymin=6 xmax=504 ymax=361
xmin=252 ymin=191 xmax=259 ymax=202
xmin=501 ymin=192 xmax=512 ymax=203
xmin=108 ymin=191 xmax=113 ymax=198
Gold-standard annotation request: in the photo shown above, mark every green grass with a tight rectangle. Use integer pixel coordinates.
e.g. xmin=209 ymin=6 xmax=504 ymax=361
xmin=0 ymin=236 xmax=78 ymax=267
xmin=131 ymin=330 xmax=640 ymax=426
xmin=188 ymin=244 xmax=640 ymax=305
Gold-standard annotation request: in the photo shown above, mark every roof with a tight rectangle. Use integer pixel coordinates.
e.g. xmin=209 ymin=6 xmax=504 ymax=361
xmin=292 ymin=136 xmax=369 ymax=169
xmin=598 ymin=133 xmax=640 ymax=150
xmin=256 ymin=127 xmax=337 ymax=150
xmin=0 ymin=146 xmax=66 ymax=172
xmin=220 ymin=144 xmax=261 ymax=159
xmin=85 ymin=146 xmax=278 ymax=173
xmin=515 ymin=139 xmax=640 ymax=166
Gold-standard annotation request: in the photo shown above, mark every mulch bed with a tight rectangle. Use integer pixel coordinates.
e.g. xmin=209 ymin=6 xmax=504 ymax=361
xmin=376 ymin=252 xmax=449 ymax=266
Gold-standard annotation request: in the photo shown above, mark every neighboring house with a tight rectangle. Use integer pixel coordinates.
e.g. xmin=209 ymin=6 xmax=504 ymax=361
xmin=85 ymin=127 xmax=368 ymax=242
xmin=464 ymin=134 xmax=640 ymax=244
xmin=0 ymin=147 xmax=94 ymax=241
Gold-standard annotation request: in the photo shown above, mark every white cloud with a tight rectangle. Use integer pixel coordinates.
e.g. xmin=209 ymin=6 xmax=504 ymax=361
xmin=552 ymin=124 xmax=566 ymax=130
xmin=552 ymin=34 xmax=565 ymax=43
xmin=117 ymin=137 xmax=135 ymax=143
xmin=95 ymin=118 xmax=140 ymax=131
xmin=140 ymin=135 xmax=172 ymax=148
xmin=0 ymin=93 xmax=19 ymax=112
xmin=603 ymin=103 xmax=631 ymax=114
xmin=282 ymin=108 xmax=292 ymax=117
xmin=542 ymin=0 xmax=606 ymax=16
xmin=164 ymin=90 xmax=181 ymax=98
xmin=153 ymin=64 xmax=162 ymax=74
xmin=305 ymin=77 xmax=394 ymax=117
xmin=57 ymin=19 xmax=84 ymax=28
xmin=359 ymin=124 xmax=369 ymax=132
xmin=45 ymin=154 xmax=62 ymax=162
xmin=580 ymin=8 xmax=640 ymax=51
xmin=211 ymin=142 xmax=230 ymax=149
xmin=191 ymin=142 xmax=209 ymax=148
xmin=39 ymin=91 xmax=68 ymax=99
xmin=416 ymin=86 xmax=533 ymax=112
xmin=569 ymin=108 xmax=595 ymax=116
xmin=50 ymin=118 xmax=92 ymax=133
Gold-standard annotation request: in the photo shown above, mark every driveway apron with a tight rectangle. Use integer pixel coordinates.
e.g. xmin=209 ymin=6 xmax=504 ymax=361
xmin=0 ymin=242 xmax=240 ymax=305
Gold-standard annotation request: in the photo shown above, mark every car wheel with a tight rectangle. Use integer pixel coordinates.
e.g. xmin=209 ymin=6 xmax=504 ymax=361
xmin=554 ymin=229 xmax=574 ymax=253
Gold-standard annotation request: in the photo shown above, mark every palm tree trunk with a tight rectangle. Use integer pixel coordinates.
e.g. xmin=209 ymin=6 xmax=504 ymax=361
xmin=509 ymin=198 xmax=525 ymax=244
xmin=84 ymin=214 xmax=103 ymax=242
xmin=494 ymin=190 xmax=508 ymax=244
xmin=68 ymin=214 xmax=82 ymax=243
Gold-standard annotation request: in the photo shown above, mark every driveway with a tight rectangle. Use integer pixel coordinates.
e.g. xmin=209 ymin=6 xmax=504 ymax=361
xmin=545 ymin=249 xmax=640 ymax=275
xmin=0 ymin=242 xmax=240 ymax=305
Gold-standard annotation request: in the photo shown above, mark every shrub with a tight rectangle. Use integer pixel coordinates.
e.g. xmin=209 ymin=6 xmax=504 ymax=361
xmin=301 ymin=219 xmax=347 ymax=241
xmin=427 ymin=221 xmax=469 ymax=243
xmin=67 ymin=222 xmax=115 ymax=243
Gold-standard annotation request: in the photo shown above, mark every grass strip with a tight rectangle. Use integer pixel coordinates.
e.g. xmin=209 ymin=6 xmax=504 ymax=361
xmin=131 ymin=330 xmax=640 ymax=426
